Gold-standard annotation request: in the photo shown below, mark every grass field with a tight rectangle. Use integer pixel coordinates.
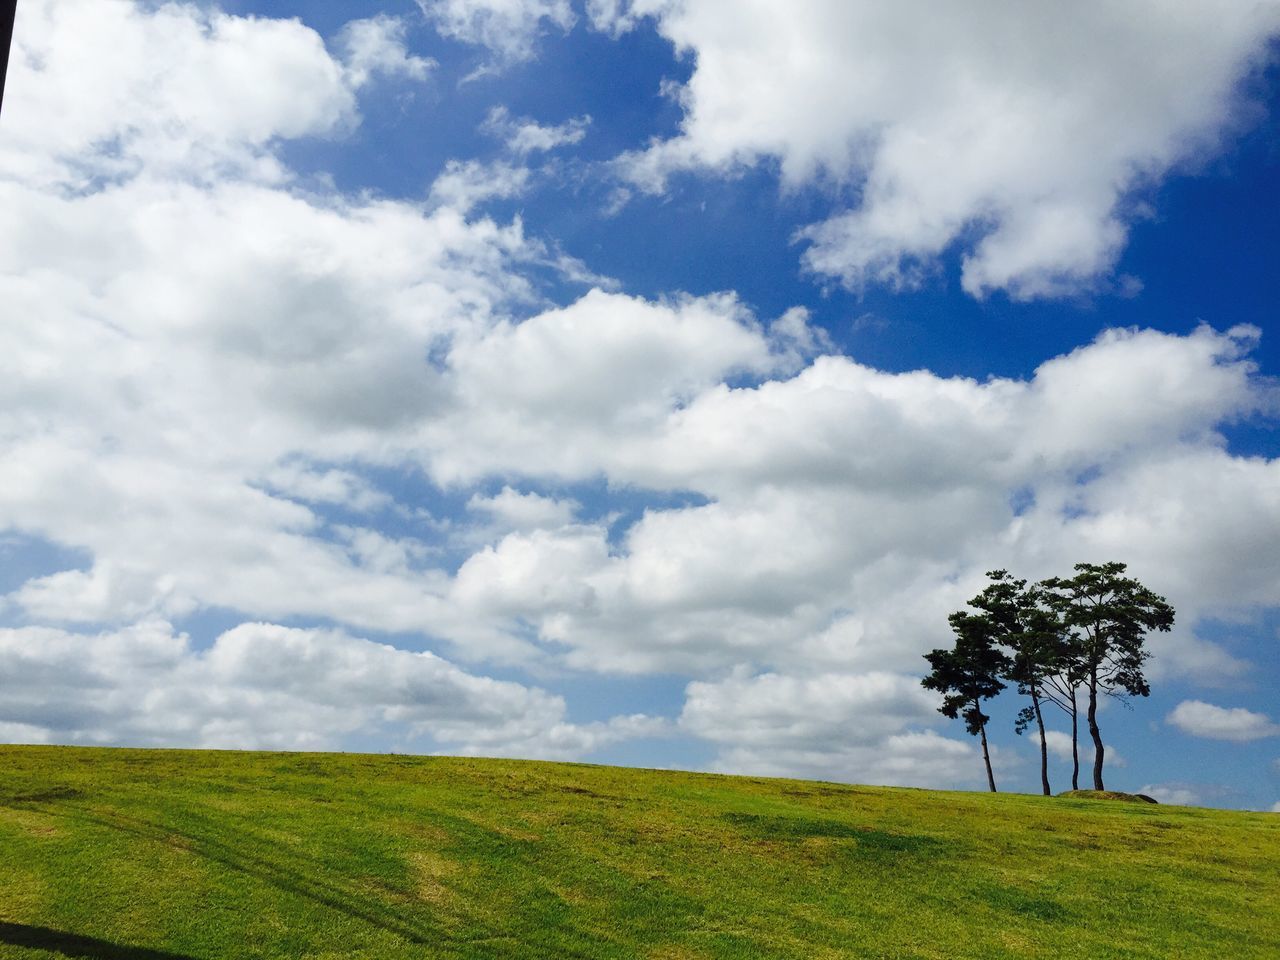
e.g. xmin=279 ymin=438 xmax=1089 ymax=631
xmin=0 ymin=745 xmax=1276 ymax=959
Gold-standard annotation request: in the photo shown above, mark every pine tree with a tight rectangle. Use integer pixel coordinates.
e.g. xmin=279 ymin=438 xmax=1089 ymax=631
xmin=1040 ymin=562 xmax=1174 ymax=790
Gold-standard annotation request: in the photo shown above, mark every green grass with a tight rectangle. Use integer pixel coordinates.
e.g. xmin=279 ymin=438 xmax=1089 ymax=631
xmin=0 ymin=746 xmax=1276 ymax=959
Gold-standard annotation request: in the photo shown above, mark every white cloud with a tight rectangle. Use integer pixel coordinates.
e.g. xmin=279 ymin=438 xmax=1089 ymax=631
xmin=424 ymin=323 xmax=1274 ymax=679
xmin=606 ymin=0 xmax=1280 ymax=298
xmin=337 ymin=15 xmax=436 ymax=88
xmin=0 ymin=0 xmax=575 ymax=661
xmin=1168 ymin=700 xmax=1280 ymax=742
xmin=258 ymin=463 xmax=393 ymax=514
xmin=3 ymin=0 xmax=1280 ymax=789
xmin=467 ymin=487 xmax=580 ymax=531
xmin=1043 ymin=730 xmax=1124 ymax=769
xmin=0 ymin=722 xmax=51 ymax=745
xmin=424 ymin=288 xmax=800 ymax=484
xmin=428 ymin=158 xmax=532 ymax=212
xmin=1271 ymin=801 xmax=1280 ymax=813
xmin=677 ymin=668 xmax=994 ymax=788
xmin=418 ymin=0 xmax=575 ymax=66
xmin=1139 ymin=783 xmax=1202 ymax=807
xmin=4 ymin=0 xmax=360 ymax=186
xmin=681 ymin=670 xmax=942 ymax=746
xmin=0 ymin=620 xmax=656 ymax=758
xmin=1043 ymin=730 xmax=1076 ymax=763
xmin=483 ymin=106 xmax=591 ymax=154
xmin=0 ymin=174 xmax=551 ymax=645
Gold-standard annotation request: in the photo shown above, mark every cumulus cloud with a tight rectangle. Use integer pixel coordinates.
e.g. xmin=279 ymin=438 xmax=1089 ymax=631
xmin=418 ymin=0 xmax=575 ymax=66
xmin=605 ymin=0 xmax=1280 ymax=298
xmin=1043 ymin=731 xmax=1077 ymax=763
xmin=0 ymin=0 xmax=585 ymax=658
xmin=1167 ymin=700 xmax=1280 ymax=742
xmin=467 ymin=487 xmax=580 ymax=532
xmin=1139 ymin=783 xmax=1203 ymax=807
xmin=670 ymin=667 xmax=1017 ymax=788
xmin=0 ymin=172 xmax=550 ymax=643
xmin=1043 ymin=730 xmax=1124 ymax=769
xmin=680 ymin=669 xmax=987 ymax=787
xmin=4 ymin=0 xmax=1280 ymax=790
xmin=336 ymin=14 xmax=436 ymax=88
xmin=427 ymin=324 xmax=1275 ymax=681
xmin=0 ymin=621 xmax=657 ymax=757
xmin=3 ymin=0 xmax=360 ymax=186
xmin=682 ymin=671 xmax=939 ymax=748
xmin=428 ymin=158 xmax=533 ymax=212
xmin=483 ymin=106 xmax=591 ymax=154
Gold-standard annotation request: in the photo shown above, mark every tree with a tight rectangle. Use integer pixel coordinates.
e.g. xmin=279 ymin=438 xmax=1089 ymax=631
xmin=1040 ymin=634 xmax=1088 ymax=789
xmin=1040 ymin=562 xmax=1174 ymax=790
xmin=953 ymin=571 xmax=1069 ymax=796
xmin=922 ymin=611 xmax=1010 ymax=792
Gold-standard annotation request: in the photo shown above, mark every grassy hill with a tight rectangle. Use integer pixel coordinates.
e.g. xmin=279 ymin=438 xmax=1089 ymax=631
xmin=0 ymin=746 xmax=1276 ymax=959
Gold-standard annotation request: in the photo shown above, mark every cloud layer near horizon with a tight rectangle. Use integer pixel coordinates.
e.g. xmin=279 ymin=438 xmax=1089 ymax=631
xmin=2 ymin=1 xmax=1279 ymax=790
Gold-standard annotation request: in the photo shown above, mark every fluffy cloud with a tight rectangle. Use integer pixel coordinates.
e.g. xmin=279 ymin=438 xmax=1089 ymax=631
xmin=3 ymin=0 xmax=362 ymax=186
xmin=0 ymin=173 xmax=548 ymax=641
xmin=605 ymin=0 xmax=1280 ymax=298
xmin=428 ymin=158 xmax=533 ymax=212
xmin=1167 ymin=700 xmax=1280 ymax=742
xmin=424 ymin=288 xmax=807 ymax=484
xmin=430 ymin=324 xmax=1274 ymax=680
xmin=336 ymin=14 xmax=436 ymax=88
xmin=679 ymin=669 xmax=986 ymax=787
xmin=483 ymin=106 xmax=592 ymax=154
xmin=681 ymin=670 xmax=940 ymax=744
xmin=1043 ymin=730 xmax=1124 ymax=769
xmin=467 ymin=487 xmax=581 ymax=532
xmin=418 ymin=0 xmax=575 ymax=65
xmin=4 ymin=0 xmax=1280 ymax=792
xmin=0 ymin=621 xmax=656 ymax=757
xmin=1139 ymin=783 xmax=1203 ymax=807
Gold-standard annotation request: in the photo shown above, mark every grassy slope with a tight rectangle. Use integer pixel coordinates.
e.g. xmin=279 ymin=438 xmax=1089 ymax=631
xmin=0 ymin=746 xmax=1276 ymax=960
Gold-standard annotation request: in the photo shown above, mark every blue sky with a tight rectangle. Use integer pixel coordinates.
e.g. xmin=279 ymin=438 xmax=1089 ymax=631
xmin=2 ymin=0 xmax=1279 ymax=811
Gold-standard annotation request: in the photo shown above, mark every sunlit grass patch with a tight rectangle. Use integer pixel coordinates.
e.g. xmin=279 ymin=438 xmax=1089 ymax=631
xmin=0 ymin=745 xmax=1276 ymax=959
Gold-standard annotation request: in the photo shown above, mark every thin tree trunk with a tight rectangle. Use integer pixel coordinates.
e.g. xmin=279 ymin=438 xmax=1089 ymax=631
xmin=1087 ymin=673 xmax=1105 ymax=791
xmin=0 ymin=0 xmax=16 ymax=117
xmin=978 ymin=712 xmax=997 ymax=793
xmin=1032 ymin=686 xmax=1050 ymax=796
xmin=1070 ymin=686 xmax=1079 ymax=791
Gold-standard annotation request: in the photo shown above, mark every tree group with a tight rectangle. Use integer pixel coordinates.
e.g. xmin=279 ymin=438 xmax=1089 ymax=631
xmin=922 ymin=562 xmax=1174 ymax=795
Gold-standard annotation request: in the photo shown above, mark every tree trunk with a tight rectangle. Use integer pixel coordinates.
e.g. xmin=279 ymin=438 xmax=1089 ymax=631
xmin=1032 ymin=686 xmax=1050 ymax=796
xmin=978 ymin=710 xmax=997 ymax=793
xmin=1070 ymin=686 xmax=1079 ymax=791
xmin=1086 ymin=671 xmax=1105 ymax=791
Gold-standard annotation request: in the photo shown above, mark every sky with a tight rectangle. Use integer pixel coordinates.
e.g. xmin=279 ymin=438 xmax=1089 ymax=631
xmin=1 ymin=0 xmax=1279 ymax=812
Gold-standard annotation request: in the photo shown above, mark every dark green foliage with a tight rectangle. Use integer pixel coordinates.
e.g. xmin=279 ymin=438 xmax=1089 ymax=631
xmin=1041 ymin=562 xmax=1174 ymax=790
xmin=923 ymin=612 xmax=1010 ymax=734
xmin=928 ymin=562 xmax=1174 ymax=795
xmin=962 ymin=570 xmax=1069 ymax=795
xmin=922 ymin=608 xmax=1010 ymax=791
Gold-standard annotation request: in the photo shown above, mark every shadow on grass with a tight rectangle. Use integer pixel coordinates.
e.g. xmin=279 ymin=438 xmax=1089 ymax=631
xmin=2 ymin=798 xmax=448 ymax=949
xmin=0 ymin=922 xmax=197 ymax=959
xmin=0 ymin=795 xmax=601 ymax=960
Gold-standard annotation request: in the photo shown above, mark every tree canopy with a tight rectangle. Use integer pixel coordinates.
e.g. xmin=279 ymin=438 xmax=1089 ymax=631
xmin=925 ymin=562 xmax=1173 ymax=794
xmin=922 ymin=609 xmax=1009 ymax=792
xmin=1040 ymin=562 xmax=1174 ymax=790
